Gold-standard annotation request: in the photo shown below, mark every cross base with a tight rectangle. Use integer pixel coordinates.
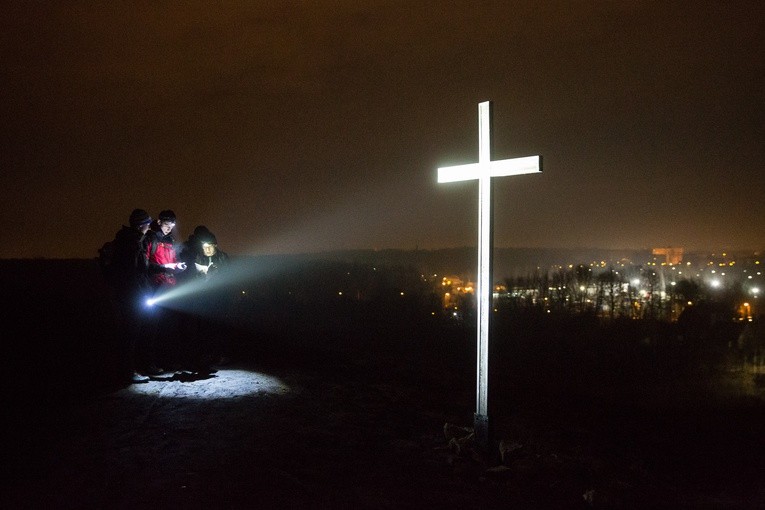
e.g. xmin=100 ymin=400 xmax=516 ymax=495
xmin=473 ymin=412 xmax=491 ymax=454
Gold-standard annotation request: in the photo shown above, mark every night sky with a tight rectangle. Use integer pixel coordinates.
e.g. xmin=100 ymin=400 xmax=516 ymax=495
xmin=2 ymin=1 xmax=763 ymax=259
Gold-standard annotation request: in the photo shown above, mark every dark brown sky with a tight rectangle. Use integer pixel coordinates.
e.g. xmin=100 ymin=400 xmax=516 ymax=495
xmin=2 ymin=1 xmax=763 ymax=258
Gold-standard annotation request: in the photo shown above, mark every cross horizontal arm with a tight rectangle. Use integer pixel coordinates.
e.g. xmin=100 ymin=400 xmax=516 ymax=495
xmin=437 ymin=155 xmax=541 ymax=183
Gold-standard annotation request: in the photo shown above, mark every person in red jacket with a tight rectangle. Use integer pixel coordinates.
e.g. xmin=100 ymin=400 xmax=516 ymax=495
xmin=146 ymin=210 xmax=187 ymax=288
xmin=143 ymin=210 xmax=187 ymax=374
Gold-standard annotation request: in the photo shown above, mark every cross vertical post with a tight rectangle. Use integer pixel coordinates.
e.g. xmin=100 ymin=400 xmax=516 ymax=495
xmin=437 ymin=101 xmax=541 ymax=454
xmin=475 ymin=101 xmax=493 ymax=449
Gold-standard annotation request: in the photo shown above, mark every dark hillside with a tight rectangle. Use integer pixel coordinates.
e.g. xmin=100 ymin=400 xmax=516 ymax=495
xmin=1 ymin=259 xmax=763 ymax=508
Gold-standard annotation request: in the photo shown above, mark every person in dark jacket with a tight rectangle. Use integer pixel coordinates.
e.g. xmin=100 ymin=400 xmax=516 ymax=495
xmin=110 ymin=208 xmax=153 ymax=384
xmin=180 ymin=226 xmax=232 ymax=369
xmin=181 ymin=226 xmax=229 ymax=280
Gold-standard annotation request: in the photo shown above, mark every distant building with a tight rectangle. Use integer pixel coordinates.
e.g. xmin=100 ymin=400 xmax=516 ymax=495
xmin=652 ymin=247 xmax=684 ymax=265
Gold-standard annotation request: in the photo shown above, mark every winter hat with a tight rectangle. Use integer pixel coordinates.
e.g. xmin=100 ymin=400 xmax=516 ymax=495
xmin=200 ymin=232 xmax=218 ymax=245
xmin=194 ymin=226 xmax=217 ymax=245
xmin=193 ymin=225 xmax=211 ymax=238
xmin=158 ymin=210 xmax=177 ymax=223
xmin=129 ymin=209 xmax=152 ymax=227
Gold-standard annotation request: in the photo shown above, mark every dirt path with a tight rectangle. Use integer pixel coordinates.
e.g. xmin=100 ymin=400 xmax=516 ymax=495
xmin=4 ymin=365 xmax=513 ymax=509
xmin=4 ymin=361 xmax=764 ymax=509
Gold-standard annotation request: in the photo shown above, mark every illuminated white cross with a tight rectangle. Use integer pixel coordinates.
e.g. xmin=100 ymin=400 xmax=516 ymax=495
xmin=438 ymin=101 xmax=541 ymax=451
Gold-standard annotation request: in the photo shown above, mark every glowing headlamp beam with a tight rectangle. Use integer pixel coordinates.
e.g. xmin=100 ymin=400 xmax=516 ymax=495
xmin=138 ymin=256 xmax=278 ymax=312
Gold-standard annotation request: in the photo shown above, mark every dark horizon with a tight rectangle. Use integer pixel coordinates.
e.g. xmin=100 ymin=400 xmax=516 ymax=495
xmin=7 ymin=243 xmax=764 ymax=259
xmin=9 ymin=244 xmax=764 ymax=286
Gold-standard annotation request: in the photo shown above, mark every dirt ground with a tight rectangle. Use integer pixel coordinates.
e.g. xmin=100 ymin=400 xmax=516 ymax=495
xmin=2 ymin=260 xmax=764 ymax=508
xmin=3 ymin=356 xmax=764 ymax=509
xmin=2 ymin=362 xmax=512 ymax=509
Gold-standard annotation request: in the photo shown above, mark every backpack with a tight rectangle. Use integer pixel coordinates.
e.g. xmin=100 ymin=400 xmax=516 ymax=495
xmin=98 ymin=240 xmax=119 ymax=287
xmin=98 ymin=234 xmax=157 ymax=288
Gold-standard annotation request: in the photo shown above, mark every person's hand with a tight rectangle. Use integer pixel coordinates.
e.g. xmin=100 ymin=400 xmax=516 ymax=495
xmin=161 ymin=262 xmax=187 ymax=271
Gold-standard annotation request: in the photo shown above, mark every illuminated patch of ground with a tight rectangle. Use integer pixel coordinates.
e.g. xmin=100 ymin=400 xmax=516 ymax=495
xmin=126 ymin=368 xmax=290 ymax=400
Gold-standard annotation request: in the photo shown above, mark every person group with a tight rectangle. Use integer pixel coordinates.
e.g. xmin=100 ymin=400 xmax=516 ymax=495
xmin=106 ymin=208 xmax=229 ymax=385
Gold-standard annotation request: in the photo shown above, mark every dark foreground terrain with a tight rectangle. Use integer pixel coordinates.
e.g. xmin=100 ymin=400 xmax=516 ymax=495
xmin=1 ymin=259 xmax=764 ymax=508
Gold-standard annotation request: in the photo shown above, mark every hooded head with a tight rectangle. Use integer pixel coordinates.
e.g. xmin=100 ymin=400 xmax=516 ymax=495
xmin=157 ymin=210 xmax=177 ymax=236
xmin=129 ymin=209 xmax=152 ymax=230
xmin=158 ymin=210 xmax=176 ymax=223
xmin=193 ymin=226 xmax=218 ymax=256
